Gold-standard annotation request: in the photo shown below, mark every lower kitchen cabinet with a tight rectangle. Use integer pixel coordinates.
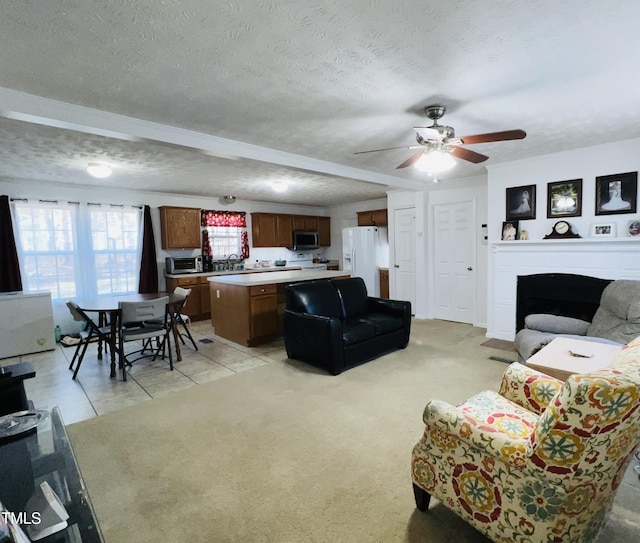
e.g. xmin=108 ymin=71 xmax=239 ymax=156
xmin=166 ymin=275 xmax=209 ymax=321
xmin=249 ymin=285 xmax=278 ymax=339
xmin=209 ymin=282 xmax=279 ymax=346
xmin=200 ymin=278 xmax=211 ymax=316
xmin=379 ymin=268 xmax=389 ymax=299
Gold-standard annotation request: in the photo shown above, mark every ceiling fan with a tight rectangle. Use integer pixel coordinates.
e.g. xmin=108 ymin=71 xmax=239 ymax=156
xmin=354 ymin=105 xmax=526 ymax=171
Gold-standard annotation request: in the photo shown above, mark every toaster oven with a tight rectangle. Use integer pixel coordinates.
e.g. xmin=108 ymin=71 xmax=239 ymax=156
xmin=165 ymin=256 xmax=202 ymax=274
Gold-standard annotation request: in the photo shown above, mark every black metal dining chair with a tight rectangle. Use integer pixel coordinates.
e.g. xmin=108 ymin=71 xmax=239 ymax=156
xmin=66 ymin=300 xmax=115 ymax=379
xmin=117 ymin=296 xmax=173 ymax=381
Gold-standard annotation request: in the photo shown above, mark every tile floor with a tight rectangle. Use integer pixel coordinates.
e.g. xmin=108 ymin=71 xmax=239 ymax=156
xmin=5 ymin=320 xmax=286 ymax=425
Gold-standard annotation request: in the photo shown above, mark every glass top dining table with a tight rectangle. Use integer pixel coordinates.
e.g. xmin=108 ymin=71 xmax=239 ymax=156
xmin=74 ymin=292 xmax=183 ymax=378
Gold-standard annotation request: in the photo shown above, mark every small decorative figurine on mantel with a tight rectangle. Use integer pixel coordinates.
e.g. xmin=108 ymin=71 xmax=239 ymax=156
xmin=544 ymin=220 xmax=581 ymax=239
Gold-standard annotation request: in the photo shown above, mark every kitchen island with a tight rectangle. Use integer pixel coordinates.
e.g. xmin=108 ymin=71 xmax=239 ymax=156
xmin=208 ymin=270 xmax=349 ymax=346
xmin=165 ymin=266 xmax=303 ymax=321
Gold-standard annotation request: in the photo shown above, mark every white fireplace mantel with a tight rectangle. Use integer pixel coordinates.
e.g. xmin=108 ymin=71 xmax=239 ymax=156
xmin=487 ymin=240 xmax=640 ymax=340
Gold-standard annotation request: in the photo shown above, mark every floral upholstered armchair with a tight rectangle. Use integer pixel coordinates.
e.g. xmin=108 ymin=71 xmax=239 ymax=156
xmin=411 ymin=336 xmax=640 ymax=543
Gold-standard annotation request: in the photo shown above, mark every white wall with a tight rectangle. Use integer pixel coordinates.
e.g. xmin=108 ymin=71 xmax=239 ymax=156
xmin=325 ymin=197 xmax=388 ymax=262
xmin=384 ymin=176 xmax=488 ymax=324
xmin=487 ymin=138 xmax=640 ymax=241
xmin=486 ymin=137 xmax=640 ymax=339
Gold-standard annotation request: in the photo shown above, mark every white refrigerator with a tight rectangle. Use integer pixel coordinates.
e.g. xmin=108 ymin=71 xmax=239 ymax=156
xmin=342 ymin=226 xmax=389 ymax=297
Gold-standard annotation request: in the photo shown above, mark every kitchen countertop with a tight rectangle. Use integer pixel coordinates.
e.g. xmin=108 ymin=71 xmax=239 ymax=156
xmin=207 ymin=269 xmax=350 ymax=286
xmin=165 ymin=266 xmax=302 ymax=279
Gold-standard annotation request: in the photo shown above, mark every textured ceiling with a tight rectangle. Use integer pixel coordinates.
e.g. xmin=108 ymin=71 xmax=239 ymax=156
xmin=1 ymin=0 xmax=640 ymax=206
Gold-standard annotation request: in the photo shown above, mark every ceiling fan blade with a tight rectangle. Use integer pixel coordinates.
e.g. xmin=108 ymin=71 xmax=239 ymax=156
xmin=458 ymin=129 xmax=526 ymax=145
xmin=354 ymin=145 xmax=422 ymax=155
xmin=396 ymin=151 xmax=425 ymax=169
xmin=449 ymin=146 xmax=489 ymax=164
xmin=414 ymin=127 xmax=443 ymax=141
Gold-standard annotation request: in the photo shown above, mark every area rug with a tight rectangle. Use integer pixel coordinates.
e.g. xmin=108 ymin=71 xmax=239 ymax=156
xmin=480 ymin=338 xmax=516 ymax=352
xmin=66 ymin=320 xmax=638 ymax=543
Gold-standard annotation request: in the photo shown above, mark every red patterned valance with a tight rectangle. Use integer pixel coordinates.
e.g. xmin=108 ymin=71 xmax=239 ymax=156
xmin=201 ymin=210 xmax=246 ymax=227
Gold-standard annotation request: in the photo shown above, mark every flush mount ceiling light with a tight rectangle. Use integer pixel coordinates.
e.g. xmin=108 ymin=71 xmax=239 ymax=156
xmin=270 ymin=181 xmax=287 ymax=193
xmin=413 ymin=149 xmax=456 ymax=174
xmin=86 ymin=162 xmax=112 ymax=179
xmin=221 ymin=195 xmax=236 ymax=204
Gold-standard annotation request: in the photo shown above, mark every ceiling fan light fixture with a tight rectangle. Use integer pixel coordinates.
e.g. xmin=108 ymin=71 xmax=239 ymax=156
xmin=86 ymin=162 xmax=112 ymax=179
xmin=414 ymin=150 xmax=455 ymax=174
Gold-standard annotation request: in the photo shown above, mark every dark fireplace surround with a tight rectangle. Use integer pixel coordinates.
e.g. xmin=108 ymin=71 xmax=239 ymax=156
xmin=515 ymin=273 xmax=612 ymax=332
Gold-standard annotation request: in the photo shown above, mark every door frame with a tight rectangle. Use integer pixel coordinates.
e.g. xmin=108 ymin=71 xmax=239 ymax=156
xmin=391 ymin=207 xmax=416 ymax=312
xmin=429 ymin=198 xmax=477 ymax=324
xmin=428 ymin=193 xmax=481 ymax=326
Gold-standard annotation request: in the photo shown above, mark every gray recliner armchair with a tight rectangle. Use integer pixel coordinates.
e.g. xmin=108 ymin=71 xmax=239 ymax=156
xmin=515 ymin=279 xmax=640 ymax=361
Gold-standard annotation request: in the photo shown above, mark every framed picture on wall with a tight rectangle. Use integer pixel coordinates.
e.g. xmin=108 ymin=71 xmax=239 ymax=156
xmin=505 ymin=185 xmax=536 ymax=221
xmin=595 ymin=171 xmax=637 ymax=215
xmin=547 ymin=178 xmax=582 ymax=218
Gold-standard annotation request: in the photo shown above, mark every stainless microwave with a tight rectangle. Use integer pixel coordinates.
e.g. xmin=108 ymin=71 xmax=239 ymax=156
xmin=289 ymin=231 xmax=320 ymax=250
xmin=166 ymin=256 xmax=202 ymax=274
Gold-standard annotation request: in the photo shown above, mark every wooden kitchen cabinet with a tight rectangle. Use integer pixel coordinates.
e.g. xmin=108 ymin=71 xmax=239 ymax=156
xmin=209 ymin=281 xmax=278 ymax=346
xmin=251 ymin=213 xmax=278 ymax=247
xmin=165 ymin=275 xmax=207 ymax=320
xmin=357 ymin=208 xmax=388 ymax=226
xmin=318 ymin=216 xmax=331 ymax=246
xmin=199 ymin=277 xmax=211 ymax=316
xmin=275 ymin=214 xmax=293 ymax=247
xmin=249 ymin=284 xmax=278 ymax=339
xmin=379 ymin=268 xmax=389 ymax=299
xmin=159 ymin=206 xmax=201 ymax=249
xmin=292 ymin=215 xmax=306 ymax=231
xmin=304 ymin=216 xmax=319 ymax=232
xmin=252 ymin=212 xmax=331 ymax=248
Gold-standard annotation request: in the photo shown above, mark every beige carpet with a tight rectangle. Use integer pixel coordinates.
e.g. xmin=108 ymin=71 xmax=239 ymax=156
xmin=67 ymin=320 xmax=639 ymax=543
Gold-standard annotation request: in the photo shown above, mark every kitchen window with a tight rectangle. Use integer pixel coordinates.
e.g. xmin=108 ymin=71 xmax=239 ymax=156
xmin=201 ymin=209 xmax=249 ymax=259
xmin=205 ymin=226 xmax=243 ymax=259
xmin=12 ymin=200 xmax=142 ymax=300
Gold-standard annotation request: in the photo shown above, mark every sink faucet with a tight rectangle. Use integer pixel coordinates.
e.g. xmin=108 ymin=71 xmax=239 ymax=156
xmin=226 ymin=254 xmax=239 ymax=270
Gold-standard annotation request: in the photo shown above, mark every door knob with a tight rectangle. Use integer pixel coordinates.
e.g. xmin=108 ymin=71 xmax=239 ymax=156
xmin=467 ymin=267 xmax=473 ymax=271
xmin=394 ymin=265 xmax=400 ymax=268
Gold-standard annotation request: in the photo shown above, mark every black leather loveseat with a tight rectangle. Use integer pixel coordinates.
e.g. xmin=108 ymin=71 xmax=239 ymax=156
xmin=283 ymin=277 xmax=411 ymax=375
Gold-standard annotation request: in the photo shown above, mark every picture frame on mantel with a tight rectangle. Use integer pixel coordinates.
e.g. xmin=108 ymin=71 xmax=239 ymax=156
xmin=506 ymin=185 xmax=536 ymax=221
xmin=547 ymin=179 xmax=582 ymax=218
xmin=590 ymin=222 xmax=616 ymax=238
xmin=595 ymin=171 xmax=638 ymax=215
xmin=501 ymin=220 xmax=519 ymax=241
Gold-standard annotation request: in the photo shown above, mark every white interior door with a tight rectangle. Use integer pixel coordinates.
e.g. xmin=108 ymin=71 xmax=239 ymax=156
xmin=393 ymin=208 xmax=416 ymax=310
xmin=433 ymin=201 xmax=475 ymax=323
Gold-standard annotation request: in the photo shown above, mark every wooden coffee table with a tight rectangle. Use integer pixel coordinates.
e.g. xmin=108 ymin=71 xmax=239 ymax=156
xmin=526 ymin=336 xmax=623 ymax=381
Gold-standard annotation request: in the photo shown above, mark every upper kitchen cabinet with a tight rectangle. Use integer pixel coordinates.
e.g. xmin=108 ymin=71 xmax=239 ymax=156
xmin=303 ymin=216 xmax=319 ymax=232
xmin=251 ymin=212 xmax=331 ymax=248
xmin=275 ymin=214 xmax=293 ymax=247
xmin=159 ymin=206 xmax=201 ymax=249
xmin=251 ymin=213 xmax=278 ymax=247
xmin=357 ymin=208 xmax=388 ymax=226
xmin=318 ymin=216 xmax=331 ymax=246
xmin=293 ymin=215 xmax=319 ymax=232
xmin=292 ymin=215 xmax=306 ymax=231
